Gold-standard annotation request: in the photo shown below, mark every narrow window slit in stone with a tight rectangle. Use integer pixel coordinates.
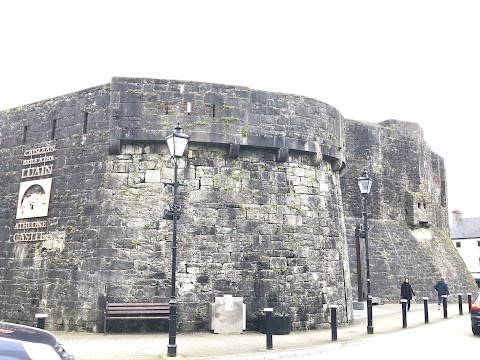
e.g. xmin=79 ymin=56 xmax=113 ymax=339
xmin=212 ymin=105 xmax=215 ymax=117
xmin=83 ymin=113 xmax=88 ymax=134
xmin=22 ymin=126 xmax=28 ymax=144
xmin=51 ymin=119 xmax=57 ymax=140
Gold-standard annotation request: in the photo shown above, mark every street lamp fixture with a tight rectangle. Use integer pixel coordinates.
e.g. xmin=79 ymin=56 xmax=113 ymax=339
xmin=166 ymin=123 xmax=190 ymax=158
xmin=165 ymin=122 xmax=189 ymax=357
xmin=357 ymin=171 xmax=372 ymax=195
xmin=357 ymin=170 xmax=374 ymax=334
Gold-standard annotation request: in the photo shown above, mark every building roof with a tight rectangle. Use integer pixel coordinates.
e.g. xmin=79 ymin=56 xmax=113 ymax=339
xmin=451 ymin=216 xmax=480 ymax=239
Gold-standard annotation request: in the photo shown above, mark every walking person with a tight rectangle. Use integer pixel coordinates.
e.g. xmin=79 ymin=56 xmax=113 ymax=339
xmin=400 ymin=277 xmax=415 ymax=311
xmin=434 ymin=277 xmax=449 ymax=310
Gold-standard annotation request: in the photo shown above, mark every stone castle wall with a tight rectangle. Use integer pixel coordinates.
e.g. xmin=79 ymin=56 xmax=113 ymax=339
xmin=104 ymin=143 xmax=351 ymax=331
xmin=0 ymin=78 xmax=476 ymax=333
xmin=0 ymin=84 xmax=111 ymax=331
xmin=0 ymin=78 xmax=352 ymax=332
xmin=340 ymin=119 xmax=477 ymax=302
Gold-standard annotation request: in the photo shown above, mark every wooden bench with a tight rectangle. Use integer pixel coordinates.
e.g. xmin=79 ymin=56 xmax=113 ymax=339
xmin=104 ymin=302 xmax=169 ymax=334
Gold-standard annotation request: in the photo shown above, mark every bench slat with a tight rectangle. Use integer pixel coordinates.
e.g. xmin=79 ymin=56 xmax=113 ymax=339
xmin=106 ymin=316 xmax=169 ymax=320
xmin=107 ymin=303 xmax=168 ymax=307
xmin=107 ymin=307 xmax=168 ymax=311
xmin=107 ymin=310 xmax=168 ymax=315
xmin=107 ymin=306 xmax=169 ymax=311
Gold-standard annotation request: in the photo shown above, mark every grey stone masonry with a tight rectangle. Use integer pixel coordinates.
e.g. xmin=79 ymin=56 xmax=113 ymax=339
xmin=0 ymin=84 xmax=110 ymax=332
xmin=0 ymin=78 xmax=351 ymax=332
xmin=0 ymin=79 xmax=475 ymax=334
xmin=340 ymin=119 xmax=477 ymax=303
xmin=107 ymin=77 xmax=345 ymax=172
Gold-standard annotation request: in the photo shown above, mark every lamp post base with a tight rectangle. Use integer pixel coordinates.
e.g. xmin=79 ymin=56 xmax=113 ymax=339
xmin=167 ymin=345 xmax=177 ymax=357
xmin=168 ymin=298 xmax=177 ymax=357
xmin=366 ymin=295 xmax=374 ymax=334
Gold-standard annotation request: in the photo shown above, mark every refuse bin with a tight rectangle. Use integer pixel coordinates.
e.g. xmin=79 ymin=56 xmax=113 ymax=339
xmin=35 ymin=314 xmax=48 ymax=329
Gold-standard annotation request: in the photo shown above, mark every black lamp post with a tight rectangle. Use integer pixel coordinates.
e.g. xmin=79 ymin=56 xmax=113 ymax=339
xmin=165 ymin=122 xmax=189 ymax=357
xmin=357 ymin=170 xmax=373 ymax=334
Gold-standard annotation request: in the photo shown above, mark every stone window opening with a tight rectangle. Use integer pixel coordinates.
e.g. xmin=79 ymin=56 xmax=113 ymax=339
xmin=22 ymin=125 xmax=28 ymax=144
xmin=423 ymin=203 xmax=427 ymax=209
xmin=83 ymin=112 xmax=88 ymax=134
xmin=417 ymin=202 xmax=421 ymax=209
xmin=165 ymin=103 xmax=169 ymax=115
xmin=212 ymin=104 xmax=216 ymax=117
xmin=456 ymin=241 xmax=461 ymax=248
xmin=51 ymin=119 xmax=57 ymax=140
xmin=477 ymin=241 xmax=480 ymax=247
xmin=419 ymin=221 xmax=429 ymax=228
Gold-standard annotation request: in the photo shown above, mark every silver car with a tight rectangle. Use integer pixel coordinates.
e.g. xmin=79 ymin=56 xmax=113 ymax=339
xmin=0 ymin=322 xmax=74 ymax=360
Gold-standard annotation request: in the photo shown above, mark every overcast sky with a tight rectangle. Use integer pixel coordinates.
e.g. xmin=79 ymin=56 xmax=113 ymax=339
xmin=1 ymin=1 xmax=479 ymax=221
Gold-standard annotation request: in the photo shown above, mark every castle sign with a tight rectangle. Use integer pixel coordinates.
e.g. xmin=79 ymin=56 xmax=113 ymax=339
xmin=14 ymin=145 xmax=55 ymax=242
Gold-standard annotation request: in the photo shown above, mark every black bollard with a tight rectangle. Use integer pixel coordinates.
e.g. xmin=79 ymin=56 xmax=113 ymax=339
xmin=401 ymin=299 xmax=407 ymax=328
xmin=423 ymin=297 xmax=429 ymax=323
xmin=35 ymin=314 xmax=48 ymax=329
xmin=458 ymin=294 xmax=463 ymax=315
xmin=330 ymin=305 xmax=338 ymax=341
xmin=265 ymin=308 xmax=273 ymax=350
xmin=467 ymin=293 xmax=472 ymax=313
xmin=442 ymin=295 xmax=448 ymax=318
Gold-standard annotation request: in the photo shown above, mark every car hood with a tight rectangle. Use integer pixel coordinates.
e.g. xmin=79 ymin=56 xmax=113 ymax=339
xmin=0 ymin=322 xmax=58 ymax=346
xmin=0 ymin=322 xmax=74 ymax=360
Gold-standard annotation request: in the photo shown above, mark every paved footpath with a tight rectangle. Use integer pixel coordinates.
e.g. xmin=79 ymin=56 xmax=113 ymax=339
xmin=55 ymin=303 xmax=469 ymax=360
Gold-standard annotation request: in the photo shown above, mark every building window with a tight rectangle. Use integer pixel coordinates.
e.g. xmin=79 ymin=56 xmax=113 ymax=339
xmin=455 ymin=242 xmax=461 ymax=248
xmin=477 ymin=241 xmax=480 ymax=247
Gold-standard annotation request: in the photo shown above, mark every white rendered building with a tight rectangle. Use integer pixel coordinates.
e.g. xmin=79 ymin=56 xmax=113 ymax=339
xmin=451 ymin=210 xmax=480 ymax=287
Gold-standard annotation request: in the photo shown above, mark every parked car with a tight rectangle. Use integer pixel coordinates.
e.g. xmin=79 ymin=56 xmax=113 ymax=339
xmin=472 ymin=293 xmax=480 ymax=335
xmin=0 ymin=337 xmax=64 ymax=360
xmin=0 ymin=321 xmax=74 ymax=360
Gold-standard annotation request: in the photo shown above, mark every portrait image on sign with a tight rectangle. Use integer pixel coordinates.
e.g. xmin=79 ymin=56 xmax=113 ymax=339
xmin=16 ymin=179 xmax=52 ymax=219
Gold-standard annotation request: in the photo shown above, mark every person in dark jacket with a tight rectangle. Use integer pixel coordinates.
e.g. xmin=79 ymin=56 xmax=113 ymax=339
xmin=401 ymin=277 xmax=416 ymax=311
xmin=434 ymin=277 xmax=449 ymax=309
